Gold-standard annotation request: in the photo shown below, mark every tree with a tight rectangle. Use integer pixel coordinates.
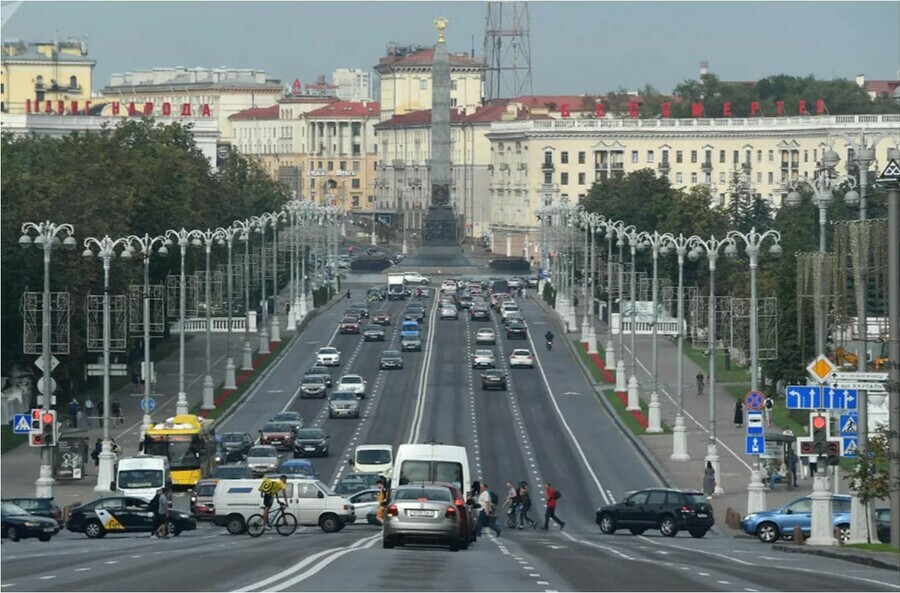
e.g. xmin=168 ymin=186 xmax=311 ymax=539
xmin=846 ymin=430 xmax=900 ymax=544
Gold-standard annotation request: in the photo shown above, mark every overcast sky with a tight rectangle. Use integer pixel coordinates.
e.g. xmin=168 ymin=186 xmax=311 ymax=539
xmin=3 ymin=1 xmax=898 ymax=95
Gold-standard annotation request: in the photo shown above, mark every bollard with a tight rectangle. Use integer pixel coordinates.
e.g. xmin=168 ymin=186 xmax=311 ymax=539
xmin=793 ymin=525 xmax=804 ymax=545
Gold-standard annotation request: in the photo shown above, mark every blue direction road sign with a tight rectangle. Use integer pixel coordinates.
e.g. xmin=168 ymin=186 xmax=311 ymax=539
xmin=840 ymin=413 xmax=858 ymax=436
xmin=821 ymin=386 xmax=859 ymax=409
xmin=12 ymin=414 xmax=31 ymax=434
xmin=745 ymin=390 xmax=764 ymax=410
xmin=746 ymin=436 xmax=765 ymax=455
xmin=842 ymin=437 xmax=859 ymax=458
xmin=746 ymin=411 xmax=764 ymax=436
xmin=785 ymin=385 xmax=822 ymax=409
xmin=140 ymin=397 xmax=156 ymax=413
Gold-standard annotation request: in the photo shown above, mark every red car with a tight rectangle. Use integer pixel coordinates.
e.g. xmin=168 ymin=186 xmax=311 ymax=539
xmin=190 ymin=479 xmax=218 ymax=520
xmin=340 ymin=317 xmax=361 ymax=334
xmin=259 ymin=422 xmax=295 ymax=450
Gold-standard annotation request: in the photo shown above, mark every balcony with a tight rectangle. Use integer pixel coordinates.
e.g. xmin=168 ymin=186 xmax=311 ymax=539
xmin=541 ymin=160 xmax=554 ymax=172
xmin=742 ymin=161 xmax=752 ymax=173
xmin=596 ymin=162 xmax=624 ymax=171
xmin=657 ymin=160 xmax=671 ymax=173
xmin=701 ymin=160 xmax=713 ymax=172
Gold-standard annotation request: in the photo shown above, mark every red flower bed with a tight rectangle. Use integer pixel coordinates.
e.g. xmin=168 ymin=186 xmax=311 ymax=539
xmin=580 ymin=342 xmax=617 ymax=383
xmin=199 ymin=344 xmax=276 ymax=418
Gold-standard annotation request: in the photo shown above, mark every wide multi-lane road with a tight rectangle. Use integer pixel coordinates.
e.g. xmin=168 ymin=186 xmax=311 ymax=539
xmin=3 ymin=279 xmax=898 ymax=592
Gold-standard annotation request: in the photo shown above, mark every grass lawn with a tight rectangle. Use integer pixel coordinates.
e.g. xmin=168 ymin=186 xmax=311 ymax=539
xmin=684 ymin=347 xmax=750 ymax=383
xmin=1 ymin=425 xmax=28 ymax=454
xmin=573 ymin=339 xmax=605 ymax=383
xmin=191 ymin=341 xmax=285 ymax=422
xmin=843 ymin=542 xmax=900 ymax=554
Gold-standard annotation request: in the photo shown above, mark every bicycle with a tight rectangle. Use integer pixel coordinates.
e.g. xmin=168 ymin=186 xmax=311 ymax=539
xmin=246 ymin=504 xmax=298 ymax=537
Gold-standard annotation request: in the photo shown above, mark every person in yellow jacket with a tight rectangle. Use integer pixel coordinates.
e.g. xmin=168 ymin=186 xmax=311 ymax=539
xmin=259 ymin=475 xmax=288 ymax=528
xmin=375 ymin=479 xmax=387 ymax=524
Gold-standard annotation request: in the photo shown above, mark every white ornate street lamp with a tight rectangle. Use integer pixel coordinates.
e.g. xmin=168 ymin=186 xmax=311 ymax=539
xmin=190 ymin=229 xmax=224 ymax=410
xmin=163 ymin=228 xmax=199 ymax=415
xmin=249 ymin=214 xmax=271 ymax=355
xmin=231 ymin=219 xmax=255 ymax=371
xmin=214 ymin=225 xmax=244 ymax=390
xmin=641 ymin=230 xmax=675 ymax=433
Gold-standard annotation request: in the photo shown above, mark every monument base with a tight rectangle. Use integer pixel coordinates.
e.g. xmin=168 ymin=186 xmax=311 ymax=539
xmin=407 ymin=206 xmax=471 ymax=267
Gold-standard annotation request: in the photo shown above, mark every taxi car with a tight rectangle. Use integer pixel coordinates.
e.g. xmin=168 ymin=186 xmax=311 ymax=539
xmin=66 ymin=496 xmax=196 ymax=538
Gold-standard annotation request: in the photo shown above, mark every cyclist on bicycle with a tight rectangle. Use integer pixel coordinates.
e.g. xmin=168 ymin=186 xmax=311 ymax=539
xmin=259 ymin=474 xmax=289 ymax=528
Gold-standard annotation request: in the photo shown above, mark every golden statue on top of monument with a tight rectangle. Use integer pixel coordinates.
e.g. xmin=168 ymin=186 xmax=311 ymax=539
xmin=434 ymin=16 xmax=449 ymax=43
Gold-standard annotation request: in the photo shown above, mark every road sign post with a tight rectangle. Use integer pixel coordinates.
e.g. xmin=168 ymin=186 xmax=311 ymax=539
xmin=746 ymin=411 xmax=764 ymax=436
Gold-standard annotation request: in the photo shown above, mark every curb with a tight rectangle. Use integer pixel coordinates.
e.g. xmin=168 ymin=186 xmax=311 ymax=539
xmin=530 ymin=295 xmax=675 ymax=490
xmin=771 ymin=544 xmax=900 ymax=571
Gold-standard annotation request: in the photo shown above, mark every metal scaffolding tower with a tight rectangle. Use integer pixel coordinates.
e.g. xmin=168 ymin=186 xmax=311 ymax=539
xmin=483 ymin=1 xmax=533 ymax=101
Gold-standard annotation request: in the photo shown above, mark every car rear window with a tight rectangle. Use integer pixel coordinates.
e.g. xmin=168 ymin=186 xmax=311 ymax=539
xmin=197 ymin=483 xmax=217 ymax=497
xmin=394 ymin=488 xmax=452 ymax=502
xmin=332 ymin=392 xmax=356 ymax=401
xmin=341 ymin=376 xmax=362 ymax=384
xmin=248 ymin=447 xmax=276 ymax=457
xmin=684 ymin=493 xmax=708 ymax=505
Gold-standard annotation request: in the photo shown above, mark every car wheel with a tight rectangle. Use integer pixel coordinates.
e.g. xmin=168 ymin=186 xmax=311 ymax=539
xmin=319 ymin=514 xmax=341 ymax=533
xmin=167 ymin=521 xmax=181 ymax=537
xmin=383 ymin=537 xmax=395 ymax=549
xmin=838 ymin=523 xmax=851 ymax=543
xmin=421 ymin=280 xmax=428 ymax=285
xmin=598 ymin=513 xmax=616 ymax=534
xmin=329 ymin=411 xmax=334 ymax=419
xmin=38 ymin=534 xmax=53 ymax=542
xmin=629 ymin=528 xmax=646 ymax=535
xmin=225 ymin=514 xmax=245 ymax=535
xmin=85 ymin=520 xmax=106 ymax=539
xmin=6 ymin=525 xmax=20 ymax=542
xmin=449 ymin=538 xmax=459 ymax=552
xmin=460 ymin=534 xmax=470 ymax=550
xmin=756 ymin=522 xmax=780 ymax=543
xmin=689 ymin=529 xmax=708 ymax=538
xmin=659 ymin=516 xmax=678 ymax=537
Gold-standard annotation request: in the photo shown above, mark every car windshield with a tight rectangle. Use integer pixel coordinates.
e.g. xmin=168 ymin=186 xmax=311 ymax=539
xmin=341 ymin=376 xmax=362 ymax=384
xmin=211 ymin=466 xmax=250 ymax=479
xmin=118 ymin=469 xmax=164 ymax=489
xmin=365 ymin=325 xmax=381 ymax=331
xmin=309 ymin=367 xmax=329 ymax=374
xmin=196 ymin=483 xmax=217 ymax=497
xmin=248 ymin=447 xmax=276 ymax=457
xmin=475 ymin=350 xmax=493 ymax=356
xmin=316 ymin=481 xmax=336 ymax=496
xmin=263 ymin=423 xmax=290 ymax=433
xmin=221 ymin=433 xmax=244 ymax=443
xmin=303 ymin=376 xmax=325 ymax=384
xmin=684 ymin=493 xmax=708 ymax=505
xmin=512 ymin=350 xmax=531 ymax=356
xmin=319 ymin=348 xmax=337 ymax=355
xmin=332 ymin=392 xmax=356 ymax=401
xmin=485 ymin=370 xmax=504 ymax=376
xmin=274 ymin=413 xmax=300 ymax=422
xmin=478 ymin=330 xmax=494 ymax=336
xmin=295 ymin=429 xmax=325 ymax=440
xmin=281 ymin=464 xmax=314 ymax=476
xmin=394 ymin=487 xmax=452 ymax=502
xmin=357 ymin=449 xmax=392 ymax=465
xmin=382 ymin=351 xmax=400 ymax=358
xmin=341 ymin=318 xmax=358 ymax=324
xmin=1 ymin=502 xmax=28 ymax=516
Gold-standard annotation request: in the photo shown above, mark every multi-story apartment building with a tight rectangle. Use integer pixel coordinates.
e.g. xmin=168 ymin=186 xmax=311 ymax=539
xmin=375 ymin=44 xmax=483 ymax=121
xmin=333 ymin=68 xmax=373 ymax=102
xmin=1 ymin=37 xmax=95 ymax=114
xmin=100 ymin=67 xmax=283 ymax=140
xmin=486 ymin=114 xmax=900 ymax=257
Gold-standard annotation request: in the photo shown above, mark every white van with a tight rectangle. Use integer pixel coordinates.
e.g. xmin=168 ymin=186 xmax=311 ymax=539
xmin=211 ymin=478 xmax=354 ymax=534
xmin=112 ymin=455 xmax=170 ymax=500
xmin=392 ymin=443 xmax=470 ymax=495
xmin=351 ymin=444 xmax=393 ymax=476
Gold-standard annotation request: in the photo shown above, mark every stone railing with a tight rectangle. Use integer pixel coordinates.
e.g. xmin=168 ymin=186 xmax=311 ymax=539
xmin=169 ymin=311 xmax=257 ymax=334
xmin=610 ymin=313 xmax=683 ymax=336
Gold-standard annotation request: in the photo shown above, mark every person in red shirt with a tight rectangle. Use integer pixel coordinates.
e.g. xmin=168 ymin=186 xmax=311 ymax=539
xmin=542 ymin=482 xmax=565 ymax=530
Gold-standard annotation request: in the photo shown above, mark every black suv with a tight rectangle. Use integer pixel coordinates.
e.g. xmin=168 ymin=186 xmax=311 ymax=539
xmin=596 ymin=488 xmax=713 ymax=538
xmin=481 ymin=369 xmax=508 ymax=391
xmin=506 ymin=320 xmax=528 ymax=339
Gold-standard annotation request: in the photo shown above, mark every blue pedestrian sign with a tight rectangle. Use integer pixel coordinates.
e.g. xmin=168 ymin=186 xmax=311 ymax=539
xmin=839 ymin=413 xmax=859 ymax=436
xmin=746 ymin=411 xmax=764 ymax=436
xmin=841 ymin=437 xmax=859 ymax=458
xmin=12 ymin=414 xmax=32 ymax=434
xmin=785 ymin=385 xmax=822 ymax=409
xmin=140 ymin=397 xmax=156 ymax=413
xmin=746 ymin=436 xmax=765 ymax=455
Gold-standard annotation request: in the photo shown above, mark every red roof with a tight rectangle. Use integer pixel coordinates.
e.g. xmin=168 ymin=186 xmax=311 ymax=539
xmin=304 ymin=101 xmax=380 ymax=118
xmin=509 ymin=95 xmax=596 ymax=111
xmin=375 ymin=104 xmax=550 ymax=129
xmin=866 ymin=80 xmax=900 ymax=96
xmin=229 ymin=105 xmax=279 ymax=120
xmin=377 ymin=48 xmax=483 ymax=69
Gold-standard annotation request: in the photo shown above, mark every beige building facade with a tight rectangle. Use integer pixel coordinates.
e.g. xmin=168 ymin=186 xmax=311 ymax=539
xmin=486 ymin=114 xmax=900 ymax=257
xmin=1 ymin=38 xmax=95 ymax=114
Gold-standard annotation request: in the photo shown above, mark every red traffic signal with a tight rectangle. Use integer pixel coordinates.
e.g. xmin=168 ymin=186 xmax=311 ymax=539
xmin=826 ymin=441 xmax=840 ymax=455
xmin=812 ymin=416 xmax=827 ymax=430
xmin=800 ymin=441 xmax=814 ymax=455
xmin=41 ymin=412 xmax=54 ymax=425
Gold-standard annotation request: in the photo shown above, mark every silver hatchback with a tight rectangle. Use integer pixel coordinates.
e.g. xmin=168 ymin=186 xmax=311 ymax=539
xmin=383 ymin=484 xmax=467 ymax=551
xmin=328 ymin=391 xmax=360 ymax=419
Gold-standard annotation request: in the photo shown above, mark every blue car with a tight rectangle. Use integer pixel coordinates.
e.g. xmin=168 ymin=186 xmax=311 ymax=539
xmin=741 ymin=495 xmax=852 ymax=543
xmin=274 ymin=459 xmax=319 ymax=479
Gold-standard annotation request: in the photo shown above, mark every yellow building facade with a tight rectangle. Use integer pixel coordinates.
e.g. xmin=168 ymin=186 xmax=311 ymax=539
xmin=1 ymin=38 xmax=95 ymax=114
xmin=486 ymin=114 xmax=900 ymax=257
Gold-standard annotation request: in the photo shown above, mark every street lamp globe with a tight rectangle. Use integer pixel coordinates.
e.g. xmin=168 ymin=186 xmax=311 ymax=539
xmin=688 ymin=247 xmax=702 ymax=262
xmin=659 ymin=245 xmax=671 ymax=257
xmin=724 ymin=243 xmax=739 ymax=258
xmin=62 ymin=236 xmax=77 ymax=249
xmin=18 ymin=234 xmax=32 ymax=248
xmin=769 ymin=243 xmax=783 ymax=258
xmin=81 ymin=247 xmax=93 ymax=259
xmin=120 ymin=248 xmax=132 ymax=260
xmin=158 ymin=245 xmax=169 ymax=256
xmin=843 ymin=189 xmax=860 ymax=206
xmin=786 ymin=190 xmax=802 ymax=206
xmin=822 ymin=149 xmax=841 ymax=170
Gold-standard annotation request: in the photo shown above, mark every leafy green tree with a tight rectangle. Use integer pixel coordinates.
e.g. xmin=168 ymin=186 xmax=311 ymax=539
xmin=846 ymin=431 xmax=899 ymax=544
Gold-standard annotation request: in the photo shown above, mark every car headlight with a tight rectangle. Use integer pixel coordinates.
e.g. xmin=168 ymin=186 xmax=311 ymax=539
xmin=24 ymin=521 xmax=42 ymax=527
xmin=743 ymin=514 xmax=757 ymax=522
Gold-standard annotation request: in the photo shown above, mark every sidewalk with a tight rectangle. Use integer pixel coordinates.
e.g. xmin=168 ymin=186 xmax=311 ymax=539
xmin=1 ymin=299 xmax=297 ymax=509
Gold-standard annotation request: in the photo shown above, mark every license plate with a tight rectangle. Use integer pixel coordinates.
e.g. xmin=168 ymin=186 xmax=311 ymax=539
xmin=696 ymin=513 xmax=708 ymax=518
xmin=407 ymin=510 xmax=434 ymax=517
xmin=304 ymin=446 xmax=315 ymax=450
xmin=44 ymin=528 xmax=56 ymax=532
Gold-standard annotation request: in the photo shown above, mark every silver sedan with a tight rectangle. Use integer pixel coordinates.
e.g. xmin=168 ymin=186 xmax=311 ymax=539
xmin=383 ymin=484 xmax=466 ymax=551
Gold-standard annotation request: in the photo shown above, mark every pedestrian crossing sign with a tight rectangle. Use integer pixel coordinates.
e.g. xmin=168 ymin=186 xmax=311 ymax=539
xmin=840 ymin=413 xmax=858 ymax=436
xmin=841 ymin=437 xmax=859 ymax=458
xmin=12 ymin=414 xmax=31 ymax=434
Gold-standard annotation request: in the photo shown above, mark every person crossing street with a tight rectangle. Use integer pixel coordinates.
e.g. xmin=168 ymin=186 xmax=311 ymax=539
xmin=542 ymin=482 xmax=565 ymax=530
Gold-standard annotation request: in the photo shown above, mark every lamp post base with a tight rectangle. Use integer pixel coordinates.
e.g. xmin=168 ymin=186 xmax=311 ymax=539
xmin=298 ymin=295 xmax=309 ymax=319
xmin=646 ymin=391 xmax=662 ymax=433
xmin=294 ymin=296 xmax=303 ymax=325
xmin=140 ymin=413 xmax=152 ymax=437
xmin=287 ymin=309 xmax=296 ymax=329
xmin=626 ymin=376 xmax=640 ymax=411
xmin=747 ymin=464 xmax=767 ymax=514
xmin=259 ymin=329 xmax=270 ymax=355
xmin=176 ymin=391 xmax=189 ymax=415
xmin=587 ymin=326 xmax=598 ymax=354
xmin=224 ymin=357 xmax=237 ymax=390
xmin=705 ymin=444 xmax=724 ymax=495
xmin=271 ymin=316 xmax=281 ymax=343
xmin=808 ymin=474 xmax=838 ymax=546
xmin=35 ymin=464 xmax=55 ymax=498
xmin=605 ymin=340 xmax=616 ymax=370
xmin=670 ymin=415 xmax=690 ymax=461
xmin=566 ymin=304 xmax=578 ymax=334
xmin=201 ymin=375 xmax=215 ymax=410
xmin=402 ymin=238 xmax=408 ymax=255
xmin=581 ymin=316 xmax=590 ymax=342
xmin=241 ymin=341 xmax=254 ymax=371
xmin=615 ymin=360 xmax=627 ymax=392
xmin=370 ymin=232 xmax=377 ymax=246
xmin=94 ymin=444 xmax=115 ymax=494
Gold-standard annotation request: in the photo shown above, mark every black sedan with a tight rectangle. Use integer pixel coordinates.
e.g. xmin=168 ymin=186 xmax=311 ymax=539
xmin=596 ymin=488 xmax=714 ymax=538
xmin=470 ymin=307 xmax=491 ymax=321
xmin=66 ymin=496 xmax=197 ymax=538
xmin=363 ymin=324 xmax=386 ymax=341
xmin=2 ymin=502 xmax=59 ymax=542
xmin=217 ymin=432 xmax=253 ymax=462
xmin=481 ymin=369 xmax=508 ymax=391
xmin=379 ymin=350 xmax=404 ymax=370
xmin=506 ymin=320 xmax=528 ymax=339
xmin=306 ymin=366 xmax=333 ymax=388
xmin=2 ymin=497 xmax=62 ymax=523
xmin=292 ymin=428 xmax=330 ymax=458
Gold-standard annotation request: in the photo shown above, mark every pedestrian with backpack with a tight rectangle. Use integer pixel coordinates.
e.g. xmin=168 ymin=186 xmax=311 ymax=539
xmin=542 ymin=482 xmax=565 ymax=530
xmin=517 ymin=482 xmax=537 ymax=529
xmin=477 ymin=483 xmax=501 ymax=537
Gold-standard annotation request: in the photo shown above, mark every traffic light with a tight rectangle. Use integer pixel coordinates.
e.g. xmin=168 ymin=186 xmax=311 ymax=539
xmin=812 ymin=414 xmax=828 ymax=455
xmin=30 ymin=409 xmax=41 ymax=431
xmin=826 ymin=441 xmax=841 ymax=466
xmin=28 ymin=409 xmax=44 ymax=447
xmin=41 ymin=411 xmax=57 ymax=447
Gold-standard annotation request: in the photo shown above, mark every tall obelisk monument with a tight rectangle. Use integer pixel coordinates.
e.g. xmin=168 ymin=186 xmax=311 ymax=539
xmin=422 ymin=16 xmax=459 ymax=246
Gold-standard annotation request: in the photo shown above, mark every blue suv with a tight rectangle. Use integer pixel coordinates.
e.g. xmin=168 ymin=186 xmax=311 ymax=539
xmin=741 ymin=495 xmax=851 ymax=543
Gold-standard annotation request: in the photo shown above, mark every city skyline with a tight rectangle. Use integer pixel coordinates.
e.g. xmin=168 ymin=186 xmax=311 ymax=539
xmin=2 ymin=1 xmax=898 ymax=97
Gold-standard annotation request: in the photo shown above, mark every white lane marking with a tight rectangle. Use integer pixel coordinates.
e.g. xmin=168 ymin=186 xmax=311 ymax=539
xmin=268 ymin=535 xmax=380 ymax=592
xmin=526 ymin=330 xmax=613 ymax=506
xmin=74 ymin=568 xmax=91 ymax=572
xmin=697 ymin=572 xmax=710 ymax=576
xmin=233 ymin=534 xmax=380 ymax=592
xmin=529 ymin=574 xmax=541 ymax=577
xmin=105 ymin=560 xmax=119 ymax=565
xmin=1 ymin=584 xmax=15 ymax=588
xmin=560 ymin=531 xmax=641 ymax=562
xmin=267 ymin=390 xmax=285 ymax=393
xmin=718 ymin=581 xmax=731 ymax=585
xmin=637 ymin=536 xmax=754 ymax=566
xmin=39 ymin=576 xmax=56 ymax=580
xmin=744 ymin=589 xmax=759 ymax=592
xmin=409 ymin=297 xmax=439 ymax=443
xmin=536 ymin=582 xmax=549 ymax=586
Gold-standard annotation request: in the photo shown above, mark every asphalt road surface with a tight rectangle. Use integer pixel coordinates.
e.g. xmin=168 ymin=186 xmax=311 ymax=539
xmin=3 ymin=281 xmax=898 ymax=592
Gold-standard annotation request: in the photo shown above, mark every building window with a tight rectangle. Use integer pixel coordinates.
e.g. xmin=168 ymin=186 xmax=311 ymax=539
xmin=450 ymin=98 xmax=457 ymax=107
xmin=804 ymin=150 xmax=809 ymax=163
xmin=353 ymin=161 xmax=360 ymax=171
xmin=768 ymin=172 xmax=774 ymax=184
xmin=757 ymin=172 xmax=762 ymax=183
xmin=731 ymin=150 xmax=737 ymax=163
xmin=561 ymin=151 xmax=569 ymax=164
xmin=768 ymin=150 xmax=774 ymax=162
xmin=327 ymin=161 xmax=334 ymax=171
xmin=69 ymin=75 xmax=78 ymax=89
xmin=691 ymin=172 xmax=698 ymax=184
xmin=352 ymin=196 xmax=360 ymax=207
xmin=351 ymin=178 xmax=361 ymax=189
xmin=705 ymin=150 xmax=712 ymax=164
xmin=719 ymin=150 xmax=726 ymax=163
xmin=578 ymin=151 xmax=586 ymax=164
xmin=544 ymin=150 xmax=553 ymax=165
xmin=631 ymin=150 xmax=638 ymax=163
xmin=690 ymin=150 xmax=697 ymax=163
xmin=450 ymin=80 xmax=457 ymax=91
xmin=661 ymin=150 xmax=669 ymax=163
xmin=705 ymin=173 xmax=712 ymax=184
xmin=578 ymin=172 xmax=586 ymax=185
xmin=719 ymin=172 xmax=726 ymax=183
xmin=676 ymin=151 xmax=683 ymax=164
xmin=745 ymin=150 xmax=752 ymax=164
xmin=647 ymin=150 xmax=654 ymax=163
xmin=544 ymin=172 xmax=552 ymax=184
xmin=420 ymin=79 xmax=428 ymax=90
xmin=561 ymin=172 xmax=569 ymax=185
xmin=757 ymin=150 xmax=762 ymax=162
xmin=340 ymin=161 xmax=346 ymax=171
xmin=676 ymin=172 xmax=683 ymax=184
